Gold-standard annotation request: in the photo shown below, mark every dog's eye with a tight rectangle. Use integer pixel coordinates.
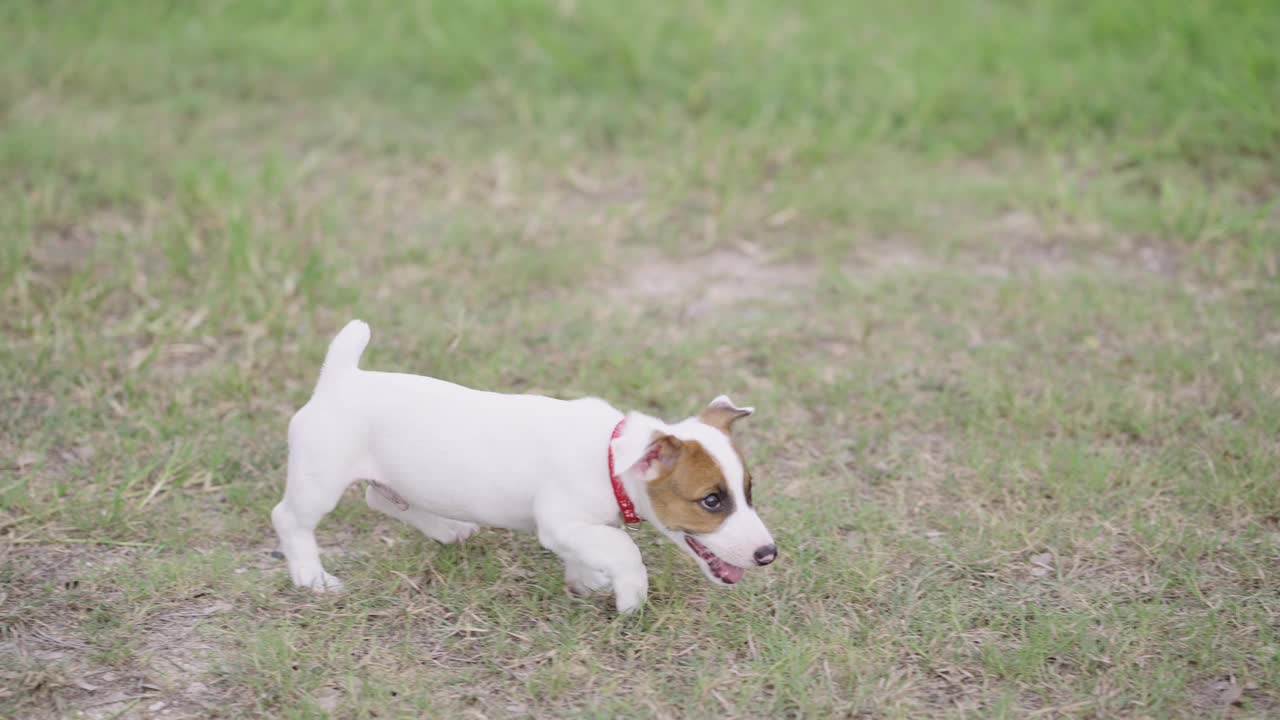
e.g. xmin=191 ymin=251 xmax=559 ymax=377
xmin=699 ymin=493 xmax=722 ymax=511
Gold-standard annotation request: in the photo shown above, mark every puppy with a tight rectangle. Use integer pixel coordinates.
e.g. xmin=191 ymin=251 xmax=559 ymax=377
xmin=272 ymin=320 xmax=777 ymax=613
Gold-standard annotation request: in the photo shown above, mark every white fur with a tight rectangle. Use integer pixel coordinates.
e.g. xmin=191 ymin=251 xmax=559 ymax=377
xmin=272 ymin=320 xmax=775 ymax=613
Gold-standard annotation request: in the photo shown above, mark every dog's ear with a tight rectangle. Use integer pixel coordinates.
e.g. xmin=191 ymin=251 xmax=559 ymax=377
xmin=699 ymin=395 xmax=754 ymax=433
xmin=613 ymin=414 xmax=684 ymax=481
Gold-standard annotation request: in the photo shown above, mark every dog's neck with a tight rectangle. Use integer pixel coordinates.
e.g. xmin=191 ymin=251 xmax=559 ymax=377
xmin=607 ymin=418 xmax=644 ymax=524
xmin=607 ymin=413 xmax=666 ymax=525
xmin=617 ymin=466 xmax=655 ymax=526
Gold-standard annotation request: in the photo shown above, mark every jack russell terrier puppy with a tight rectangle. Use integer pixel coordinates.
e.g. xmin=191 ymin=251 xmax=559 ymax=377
xmin=272 ymin=320 xmax=777 ymax=613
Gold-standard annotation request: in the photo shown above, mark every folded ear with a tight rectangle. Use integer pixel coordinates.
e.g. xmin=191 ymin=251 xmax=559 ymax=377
xmin=613 ymin=415 xmax=684 ymax=481
xmin=699 ymin=395 xmax=754 ymax=433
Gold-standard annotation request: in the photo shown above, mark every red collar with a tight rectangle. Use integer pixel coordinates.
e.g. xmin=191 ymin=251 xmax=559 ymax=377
xmin=608 ymin=418 xmax=643 ymax=523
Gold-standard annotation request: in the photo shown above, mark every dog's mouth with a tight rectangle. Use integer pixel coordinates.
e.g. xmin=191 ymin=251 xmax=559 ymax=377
xmin=685 ymin=535 xmax=746 ymax=585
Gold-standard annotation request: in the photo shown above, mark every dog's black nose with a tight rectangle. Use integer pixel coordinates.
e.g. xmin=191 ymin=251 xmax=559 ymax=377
xmin=754 ymin=544 xmax=777 ymax=566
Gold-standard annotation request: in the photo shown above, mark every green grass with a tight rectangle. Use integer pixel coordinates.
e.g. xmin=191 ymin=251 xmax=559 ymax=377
xmin=2 ymin=1 xmax=1278 ymax=717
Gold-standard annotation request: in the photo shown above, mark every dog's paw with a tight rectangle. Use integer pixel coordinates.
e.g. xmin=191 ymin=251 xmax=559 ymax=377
xmin=613 ymin=576 xmax=649 ymax=614
xmin=564 ymin=563 xmax=610 ymax=596
xmin=430 ymin=520 xmax=480 ymax=545
xmin=293 ymin=569 xmax=345 ymax=592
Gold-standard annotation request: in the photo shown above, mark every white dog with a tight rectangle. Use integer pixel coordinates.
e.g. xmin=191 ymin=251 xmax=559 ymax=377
xmin=272 ymin=320 xmax=777 ymax=613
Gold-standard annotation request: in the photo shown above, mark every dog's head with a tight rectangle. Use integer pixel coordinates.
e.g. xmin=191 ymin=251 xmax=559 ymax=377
xmin=612 ymin=396 xmax=776 ymax=585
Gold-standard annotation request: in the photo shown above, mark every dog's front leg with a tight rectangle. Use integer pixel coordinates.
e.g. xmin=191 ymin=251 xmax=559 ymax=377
xmin=563 ymin=559 xmax=610 ymax=596
xmin=538 ymin=520 xmax=648 ymax=614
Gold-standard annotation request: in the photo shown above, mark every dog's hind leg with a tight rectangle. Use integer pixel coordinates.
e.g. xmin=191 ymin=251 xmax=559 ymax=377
xmin=271 ymin=422 xmax=355 ymax=591
xmin=365 ymin=484 xmax=479 ymax=544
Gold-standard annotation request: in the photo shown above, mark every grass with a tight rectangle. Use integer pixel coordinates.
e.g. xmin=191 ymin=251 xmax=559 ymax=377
xmin=2 ymin=0 xmax=1278 ymax=717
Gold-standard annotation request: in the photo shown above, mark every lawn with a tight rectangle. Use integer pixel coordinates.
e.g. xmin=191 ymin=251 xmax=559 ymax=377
xmin=2 ymin=1 xmax=1278 ymax=717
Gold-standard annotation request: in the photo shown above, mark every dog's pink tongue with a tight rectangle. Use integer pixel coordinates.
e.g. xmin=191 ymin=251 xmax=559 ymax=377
xmin=722 ymin=564 xmax=746 ymax=583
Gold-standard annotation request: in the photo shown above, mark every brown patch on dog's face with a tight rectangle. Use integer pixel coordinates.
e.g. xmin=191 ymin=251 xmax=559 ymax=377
xmin=645 ymin=440 xmax=733 ymax=534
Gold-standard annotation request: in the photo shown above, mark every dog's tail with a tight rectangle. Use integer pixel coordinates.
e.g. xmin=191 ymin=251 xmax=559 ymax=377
xmin=315 ymin=320 xmax=371 ymax=394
